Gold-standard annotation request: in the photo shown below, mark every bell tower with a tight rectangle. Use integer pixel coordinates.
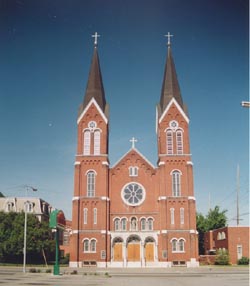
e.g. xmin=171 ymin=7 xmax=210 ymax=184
xmin=156 ymin=33 xmax=198 ymax=266
xmin=70 ymin=33 xmax=110 ymax=267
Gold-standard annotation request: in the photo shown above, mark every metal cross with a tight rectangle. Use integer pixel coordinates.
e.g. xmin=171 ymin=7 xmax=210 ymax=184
xmin=130 ymin=137 xmax=138 ymax=149
xmin=165 ymin=32 xmax=173 ymax=46
xmin=92 ymin=32 xmax=100 ymax=46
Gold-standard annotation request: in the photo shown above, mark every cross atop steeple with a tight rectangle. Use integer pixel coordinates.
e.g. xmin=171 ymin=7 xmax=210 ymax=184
xmin=92 ymin=32 xmax=100 ymax=46
xmin=130 ymin=137 xmax=137 ymax=149
xmin=164 ymin=32 xmax=173 ymax=46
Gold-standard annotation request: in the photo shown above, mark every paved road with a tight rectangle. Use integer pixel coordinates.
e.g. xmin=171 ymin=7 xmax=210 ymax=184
xmin=0 ymin=266 xmax=249 ymax=286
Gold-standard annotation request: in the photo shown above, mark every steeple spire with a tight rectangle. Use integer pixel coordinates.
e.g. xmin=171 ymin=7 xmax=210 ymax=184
xmin=78 ymin=33 xmax=108 ymax=117
xmin=159 ymin=33 xmax=185 ymax=116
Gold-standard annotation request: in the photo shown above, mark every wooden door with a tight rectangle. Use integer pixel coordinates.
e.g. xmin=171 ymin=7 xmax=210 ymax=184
xmin=145 ymin=243 xmax=154 ymax=262
xmin=114 ymin=243 xmax=123 ymax=261
xmin=127 ymin=243 xmax=140 ymax=261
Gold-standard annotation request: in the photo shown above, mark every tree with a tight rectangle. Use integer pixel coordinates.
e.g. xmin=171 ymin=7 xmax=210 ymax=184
xmin=196 ymin=206 xmax=228 ymax=255
xmin=0 ymin=211 xmax=55 ymax=263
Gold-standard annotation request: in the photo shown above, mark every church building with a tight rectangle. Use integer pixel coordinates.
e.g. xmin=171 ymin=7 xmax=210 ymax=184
xmin=70 ymin=33 xmax=199 ymax=268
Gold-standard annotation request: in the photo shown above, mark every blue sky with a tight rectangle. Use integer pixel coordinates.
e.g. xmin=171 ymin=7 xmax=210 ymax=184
xmin=0 ymin=0 xmax=249 ymax=225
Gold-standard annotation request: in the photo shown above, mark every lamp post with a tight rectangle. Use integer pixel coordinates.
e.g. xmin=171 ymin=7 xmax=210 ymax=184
xmin=23 ymin=185 xmax=37 ymax=274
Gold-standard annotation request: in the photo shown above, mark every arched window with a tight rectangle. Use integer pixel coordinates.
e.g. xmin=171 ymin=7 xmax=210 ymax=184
xmin=6 ymin=202 xmax=13 ymax=212
xmin=83 ymin=130 xmax=91 ymax=155
xmin=83 ymin=239 xmax=89 ymax=252
xmin=179 ymin=239 xmax=185 ymax=252
xmin=148 ymin=218 xmax=153 ymax=230
xmin=90 ymin=239 xmax=96 ymax=252
xmin=121 ymin=218 xmax=127 ymax=231
xmin=114 ymin=218 xmax=120 ymax=231
xmin=166 ymin=130 xmax=173 ymax=154
xmin=221 ymin=232 xmax=226 ymax=239
xmin=172 ymin=170 xmax=181 ymax=197
xmin=130 ymin=217 xmax=137 ymax=231
xmin=94 ymin=130 xmax=100 ymax=155
xmin=93 ymin=208 xmax=97 ymax=225
xmin=141 ymin=218 xmax=146 ymax=231
xmin=170 ymin=208 xmax=175 ymax=225
xmin=180 ymin=208 xmax=184 ymax=225
xmin=172 ymin=239 xmax=177 ymax=252
xmin=83 ymin=208 xmax=88 ymax=224
xmin=87 ymin=171 xmax=95 ymax=197
xmin=176 ymin=130 xmax=183 ymax=154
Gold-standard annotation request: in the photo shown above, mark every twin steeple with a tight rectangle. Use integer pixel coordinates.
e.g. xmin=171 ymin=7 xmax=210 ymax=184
xmin=80 ymin=32 xmax=186 ymax=120
xmin=78 ymin=32 xmax=108 ymax=118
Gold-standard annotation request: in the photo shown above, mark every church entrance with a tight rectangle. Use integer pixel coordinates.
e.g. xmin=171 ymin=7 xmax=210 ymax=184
xmin=145 ymin=237 xmax=155 ymax=262
xmin=113 ymin=237 xmax=123 ymax=261
xmin=127 ymin=235 xmax=141 ymax=262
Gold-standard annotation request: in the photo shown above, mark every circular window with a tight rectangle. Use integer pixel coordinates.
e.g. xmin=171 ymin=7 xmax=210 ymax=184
xmin=121 ymin=183 xmax=145 ymax=206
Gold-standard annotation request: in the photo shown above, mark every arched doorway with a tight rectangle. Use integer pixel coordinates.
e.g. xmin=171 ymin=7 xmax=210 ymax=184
xmin=127 ymin=235 xmax=141 ymax=262
xmin=145 ymin=237 xmax=155 ymax=262
xmin=113 ymin=237 xmax=123 ymax=261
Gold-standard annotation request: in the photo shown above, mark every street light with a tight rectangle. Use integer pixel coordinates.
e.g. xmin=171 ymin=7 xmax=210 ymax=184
xmin=23 ymin=185 xmax=37 ymax=274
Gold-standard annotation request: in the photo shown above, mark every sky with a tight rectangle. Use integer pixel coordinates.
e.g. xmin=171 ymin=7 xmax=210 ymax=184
xmin=0 ymin=0 xmax=249 ymax=225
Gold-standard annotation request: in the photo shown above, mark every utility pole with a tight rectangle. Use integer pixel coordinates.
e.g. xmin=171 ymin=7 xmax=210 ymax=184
xmin=236 ymin=164 xmax=240 ymax=226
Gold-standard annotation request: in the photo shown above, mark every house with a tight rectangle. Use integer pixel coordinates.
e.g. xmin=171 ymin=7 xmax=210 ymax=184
xmin=204 ymin=226 xmax=249 ymax=264
xmin=0 ymin=196 xmax=53 ymax=222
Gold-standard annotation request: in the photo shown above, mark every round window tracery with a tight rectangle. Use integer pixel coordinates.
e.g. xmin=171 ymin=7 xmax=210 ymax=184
xmin=121 ymin=183 xmax=145 ymax=206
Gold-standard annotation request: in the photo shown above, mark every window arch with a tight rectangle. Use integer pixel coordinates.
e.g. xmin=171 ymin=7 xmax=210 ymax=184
xmin=94 ymin=130 xmax=100 ymax=155
xmin=114 ymin=218 xmax=120 ymax=231
xmin=172 ymin=170 xmax=181 ymax=197
xmin=176 ymin=130 xmax=183 ymax=154
xmin=90 ymin=239 xmax=96 ymax=252
xmin=172 ymin=239 xmax=178 ymax=252
xmin=171 ymin=238 xmax=185 ymax=253
xmin=83 ymin=130 xmax=91 ymax=155
xmin=83 ymin=239 xmax=89 ymax=252
xmin=87 ymin=171 xmax=95 ymax=197
xmin=141 ymin=218 xmax=146 ymax=231
xmin=148 ymin=218 xmax=153 ymax=230
xmin=121 ymin=218 xmax=127 ymax=231
xmin=178 ymin=239 xmax=185 ymax=252
xmin=166 ymin=129 xmax=173 ymax=154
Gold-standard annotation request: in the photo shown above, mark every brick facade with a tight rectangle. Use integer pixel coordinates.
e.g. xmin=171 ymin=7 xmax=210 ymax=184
xmin=204 ymin=226 xmax=250 ymax=264
xmin=69 ymin=41 xmax=199 ymax=268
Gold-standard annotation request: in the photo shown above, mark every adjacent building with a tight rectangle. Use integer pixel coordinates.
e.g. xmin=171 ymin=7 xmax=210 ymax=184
xmin=204 ymin=226 xmax=249 ymax=264
xmin=70 ymin=34 xmax=199 ymax=268
xmin=0 ymin=196 xmax=52 ymax=222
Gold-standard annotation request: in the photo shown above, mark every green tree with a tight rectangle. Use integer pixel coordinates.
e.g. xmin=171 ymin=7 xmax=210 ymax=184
xmin=196 ymin=206 xmax=227 ymax=255
xmin=0 ymin=211 xmax=55 ymax=263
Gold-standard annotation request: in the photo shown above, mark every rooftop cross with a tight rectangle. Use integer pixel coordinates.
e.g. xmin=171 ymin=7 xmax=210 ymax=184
xmin=164 ymin=32 xmax=173 ymax=46
xmin=92 ymin=32 xmax=100 ymax=46
xmin=130 ymin=137 xmax=138 ymax=149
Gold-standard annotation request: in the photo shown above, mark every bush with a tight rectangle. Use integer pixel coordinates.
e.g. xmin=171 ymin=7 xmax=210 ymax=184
xmin=237 ymin=257 xmax=249 ymax=265
xmin=215 ymin=249 xmax=230 ymax=265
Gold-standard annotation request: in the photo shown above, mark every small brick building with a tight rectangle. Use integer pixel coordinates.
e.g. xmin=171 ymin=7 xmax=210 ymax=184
xmin=204 ymin=226 xmax=249 ymax=264
xmin=69 ymin=35 xmax=199 ymax=268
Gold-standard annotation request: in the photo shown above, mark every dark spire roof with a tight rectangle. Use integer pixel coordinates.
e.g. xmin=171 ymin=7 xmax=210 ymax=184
xmin=78 ymin=46 xmax=108 ymax=117
xmin=159 ymin=45 xmax=186 ymax=116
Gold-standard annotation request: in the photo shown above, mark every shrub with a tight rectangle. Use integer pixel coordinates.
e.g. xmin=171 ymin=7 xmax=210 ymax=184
xmin=46 ymin=268 xmax=52 ymax=273
xmin=29 ymin=268 xmax=37 ymax=273
xmin=237 ymin=257 xmax=249 ymax=265
xmin=215 ymin=249 xmax=230 ymax=265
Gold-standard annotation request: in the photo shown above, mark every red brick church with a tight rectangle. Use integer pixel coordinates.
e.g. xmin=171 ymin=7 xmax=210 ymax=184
xmin=69 ymin=33 xmax=199 ymax=268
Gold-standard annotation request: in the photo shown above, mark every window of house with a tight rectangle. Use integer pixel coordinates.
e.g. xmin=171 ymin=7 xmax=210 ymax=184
xmin=166 ymin=130 xmax=173 ymax=154
xmin=87 ymin=171 xmax=95 ymax=197
xmin=176 ymin=130 xmax=183 ymax=154
xmin=83 ymin=208 xmax=88 ymax=224
xmin=26 ymin=202 xmax=34 ymax=213
xmin=172 ymin=170 xmax=181 ymax=197
xmin=94 ymin=130 xmax=100 ymax=155
xmin=93 ymin=208 xmax=97 ymax=225
xmin=178 ymin=239 xmax=185 ymax=252
xmin=129 ymin=166 xmax=138 ymax=177
xmin=83 ymin=130 xmax=91 ymax=155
